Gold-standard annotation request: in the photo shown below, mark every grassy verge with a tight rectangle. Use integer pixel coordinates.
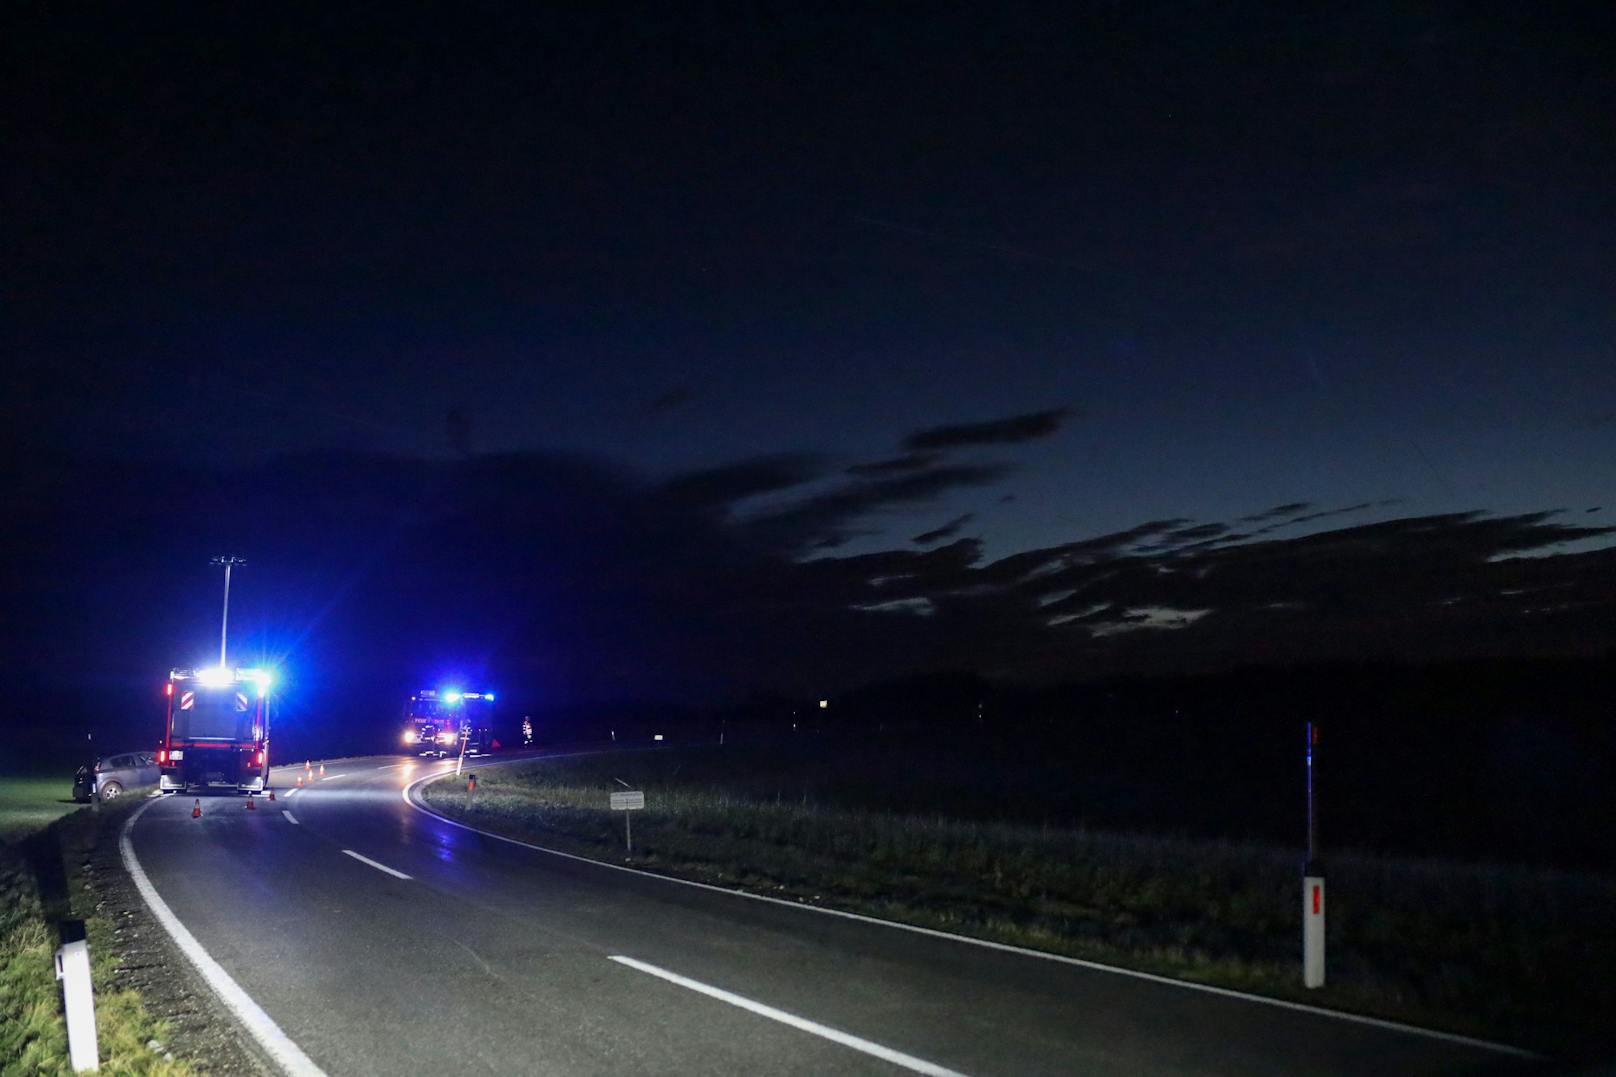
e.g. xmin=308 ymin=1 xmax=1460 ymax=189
xmin=0 ymin=794 xmax=194 ymax=1076
xmin=424 ymin=744 xmax=1614 ymax=1057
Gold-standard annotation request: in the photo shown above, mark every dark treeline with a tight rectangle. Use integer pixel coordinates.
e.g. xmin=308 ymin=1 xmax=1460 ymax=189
xmin=16 ymin=656 xmax=1613 ymax=872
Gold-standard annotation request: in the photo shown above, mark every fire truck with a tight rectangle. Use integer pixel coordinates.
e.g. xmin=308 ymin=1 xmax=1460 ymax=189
xmin=402 ymin=688 xmax=496 ymax=757
xmin=158 ymin=666 xmax=273 ymax=794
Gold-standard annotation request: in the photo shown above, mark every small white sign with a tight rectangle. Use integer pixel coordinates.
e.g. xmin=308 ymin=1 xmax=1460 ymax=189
xmin=610 ymin=790 xmax=645 ymax=811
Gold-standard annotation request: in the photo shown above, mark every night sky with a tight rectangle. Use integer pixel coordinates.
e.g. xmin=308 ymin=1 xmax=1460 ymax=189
xmin=6 ymin=3 xmax=1615 ymax=712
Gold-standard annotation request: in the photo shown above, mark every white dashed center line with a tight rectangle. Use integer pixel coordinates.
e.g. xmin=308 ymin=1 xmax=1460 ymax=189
xmin=342 ymin=850 xmax=411 ymax=880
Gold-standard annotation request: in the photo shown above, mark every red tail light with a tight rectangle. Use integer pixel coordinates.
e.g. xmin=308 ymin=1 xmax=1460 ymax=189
xmin=158 ymin=749 xmax=167 ymax=764
xmin=254 ymin=749 xmax=264 ymax=767
xmin=165 ymin=682 xmax=173 ymax=696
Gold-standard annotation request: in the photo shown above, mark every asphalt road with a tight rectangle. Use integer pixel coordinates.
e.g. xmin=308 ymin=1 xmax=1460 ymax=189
xmin=124 ymin=753 xmax=1539 ymax=1076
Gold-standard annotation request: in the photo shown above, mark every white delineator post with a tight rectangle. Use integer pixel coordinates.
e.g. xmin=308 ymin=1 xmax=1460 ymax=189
xmin=55 ymin=920 xmax=99 ymax=1071
xmin=1304 ymin=873 xmax=1326 ymax=988
xmin=1303 ymin=721 xmax=1325 ymax=988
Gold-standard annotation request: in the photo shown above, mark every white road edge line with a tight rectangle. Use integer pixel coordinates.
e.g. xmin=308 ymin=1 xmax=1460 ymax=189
xmin=284 ymin=787 xmax=299 ymax=798
xmin=376 ymin=763 xmax=404 ymax=770
xmin=283 ymin=811 xmax=299 ymax=825
xmin=342 ymin=849 xmax=412 ymax=879
xmin=404 ymin=762 xmax=1537 ymax=1061
xmin=609 ymin=955 xmax=968 ymax=1077
xmin=121 ymin=798 xmax=327 ymax=1077
xmin=320 ymin=773 xmax=349 ymax=781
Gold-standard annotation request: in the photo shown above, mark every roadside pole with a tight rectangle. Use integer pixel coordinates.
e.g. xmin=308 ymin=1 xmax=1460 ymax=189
xmin=1303 ymin=721 xmax=1325 ymax=988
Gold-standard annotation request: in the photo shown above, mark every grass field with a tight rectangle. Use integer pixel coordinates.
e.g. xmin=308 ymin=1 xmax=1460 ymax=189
xmin=424 ymin=740 xmax=1615 ymax=1056
xmin=1 ymin=788 xmax=192 ymax=1075
xmin=0 ymin=775 xmax=81 ymax=843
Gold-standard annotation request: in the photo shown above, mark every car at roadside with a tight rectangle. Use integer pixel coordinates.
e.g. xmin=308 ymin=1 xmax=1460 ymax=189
xmin=72 ymin=751 xmax=159 ymax=803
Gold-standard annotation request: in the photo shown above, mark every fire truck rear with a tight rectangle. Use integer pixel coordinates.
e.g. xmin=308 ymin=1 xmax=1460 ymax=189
xmin=159 ymin=667 xmax=272 ymax=794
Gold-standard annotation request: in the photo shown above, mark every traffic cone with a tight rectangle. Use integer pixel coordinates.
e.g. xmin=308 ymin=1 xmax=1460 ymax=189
xmin=305 ymin=760 xmax=312 ymax=774
xmin=192 ymin=800 xmax=201 ymax=819
xmin=318 ymin=762 xmax=326 ymax=777
xmin=296 ymin=774 xmax=304 ymax=787
xmin=246 ymin=796 xmax=255 ymax=811
xmin=467 ymin=775 xmax=476 ymax=793
xmin=268 ymin=790 xmax=276 ymax=802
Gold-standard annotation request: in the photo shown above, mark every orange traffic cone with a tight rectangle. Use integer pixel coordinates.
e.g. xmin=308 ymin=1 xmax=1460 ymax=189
xmin=318 ymin=762 xmax=326 ymax=777
xmin=191 ymin=799 xmax=201 ymax=819
xmin=245 ymin=796 xmax=255 ymax=811
xmin=267 ymin=790 xmax=276 ymax=802
xmin=296 ymin=774 xmax=304 ymax=787
xmin=305 ymin=760 xmax=312 ymax=774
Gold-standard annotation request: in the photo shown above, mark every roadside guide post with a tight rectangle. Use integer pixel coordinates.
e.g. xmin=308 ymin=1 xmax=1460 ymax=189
xmin=610 ymin=788 xmax=645 ymax=853
xmin=1303 ymin=721 xmax=1325 ymax=988
xmin=55 ymin=919 xmax=98 ymax=1071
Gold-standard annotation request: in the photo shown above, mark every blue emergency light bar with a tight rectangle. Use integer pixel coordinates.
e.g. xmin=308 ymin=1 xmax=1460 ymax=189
xmin=412 ymin=688 xmax=495 ymax=702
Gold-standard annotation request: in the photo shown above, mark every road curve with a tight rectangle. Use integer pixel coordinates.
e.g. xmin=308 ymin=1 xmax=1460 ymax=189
xmin=124 ymin=753 xmax=1537 ymax=1076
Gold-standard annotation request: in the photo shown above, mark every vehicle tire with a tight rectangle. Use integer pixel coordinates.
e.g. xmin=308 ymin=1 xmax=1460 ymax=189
xmin=99 ymin=781 xmax=124 ymax=802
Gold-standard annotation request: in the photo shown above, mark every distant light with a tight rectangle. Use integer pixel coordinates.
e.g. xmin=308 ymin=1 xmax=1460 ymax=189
xmin=443 ymin=689 xmax=462 ymax=703
xmin=653 ymin=733 xmax=664 ymax=741
xmin=818 ymin=699 xmax=829 ymax=709
xmin=484 ymin=692 xmax=495 ymax=701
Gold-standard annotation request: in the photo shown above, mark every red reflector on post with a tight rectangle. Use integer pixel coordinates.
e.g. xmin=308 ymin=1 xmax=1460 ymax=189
xmin=1312 ymin=885 xmax=1321 ymax=915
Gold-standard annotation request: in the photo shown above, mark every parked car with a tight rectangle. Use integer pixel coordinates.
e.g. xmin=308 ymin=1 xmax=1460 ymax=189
xmin=72 ymin=751 xmax=159 ymax=803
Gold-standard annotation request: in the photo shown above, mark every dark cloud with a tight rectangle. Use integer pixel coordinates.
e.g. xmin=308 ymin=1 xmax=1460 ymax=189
xmin=1289 ymin=502 xmax=1375 ymax=525
xmin=904 ymin=408 xmax=1073 ymax=451
xmin=1240 ymin=502 xmax=1311 ymax=523
xmin=746 ymin=463 xmax=1012 ymax=552
xmin=7 ymin=444 xmax=1614 ymax=723
xmin=661 ymin=453 xmax=824 ymax=510
xmin=847 ymin=453 xmax=941 ymax=477
xmin=913 ymin=514 xmax=976 ymax=545
xmin=1159 ymin=522 xmax=1230 ymax=545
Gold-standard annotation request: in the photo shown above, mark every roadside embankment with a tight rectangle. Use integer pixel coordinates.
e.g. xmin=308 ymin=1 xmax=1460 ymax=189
xmin=0 ymin=788 xmax=261 ymax=1075
xmin=421 ymin=743 xmax=1614 ymax=1057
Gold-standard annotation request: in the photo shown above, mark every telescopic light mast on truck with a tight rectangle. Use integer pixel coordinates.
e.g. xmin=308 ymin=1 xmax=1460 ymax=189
xmin=158 ymin=555 xmax=274 ymax=795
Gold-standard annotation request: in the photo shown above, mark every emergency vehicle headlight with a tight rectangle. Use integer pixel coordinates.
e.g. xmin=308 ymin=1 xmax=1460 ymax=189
xmin=403 ymin=731 xmax=417 ymax=743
